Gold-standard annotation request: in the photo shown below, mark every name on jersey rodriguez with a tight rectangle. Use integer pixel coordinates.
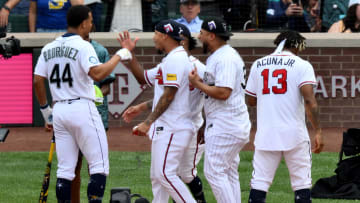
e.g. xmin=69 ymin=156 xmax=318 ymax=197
xmin=43 ymin=46 xmax=79 ymax=62
xmin=257 ymin=57 xmax=295 ymax=68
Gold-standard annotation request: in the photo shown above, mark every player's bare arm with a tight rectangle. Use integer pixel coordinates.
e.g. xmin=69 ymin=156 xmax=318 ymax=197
xmin=100 ymin=84 xmax=110 ymax=96
xmin=88 ymin=54 xmax=123 ymax=82
xmin=189 ymin=67 xmax=232 ymax=100
xmin=118 ymin=31 xmax=147 ymax=84
xmin=246 ymin=95 xmax=257 ymax=106
xmin=34 ymin=75 xmax=53 ymax=131
xmin=136 ymin=87 xmax=177 ymax=136
xmin=301 ymin=84 xmax=323 ymax=153
xmin=34 ymin=75 xmax=48 ymax=106
xmin=122 ymin=100 xmax=152 ymax=123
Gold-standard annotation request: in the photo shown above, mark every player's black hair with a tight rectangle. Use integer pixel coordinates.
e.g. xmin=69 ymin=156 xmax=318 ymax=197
xmin=274 ymin=30 xmax=306 ymax=51
xmin=343 ymin=4 xmax=360 ymax=32
xmin=219 ymin=36 xmax=230 ymax=42
xmin=67 ymin=5 xmax=91 ymax=28
xmin=188 ymin=36 xmax=197 ymax=51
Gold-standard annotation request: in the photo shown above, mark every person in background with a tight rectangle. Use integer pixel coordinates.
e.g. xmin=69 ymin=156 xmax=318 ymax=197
xmin=0 ymin=0 xmax=21 ymax=27
xmin=142 ymin=0 xmax=168 ymax=31
xmin=84 ymin=0 xmax=103 ymax=31
xmin=266 ymin=0 xmax=310 ymax=32
xmin=175 ymin=0 xmax=203 ymax=32
xmin=304 ymin=0 xmax=321 ymax=32
xmin=29 ymin=0 xmax=83 ymax=32
xmin=328 ymin=1 xmax=360 ymax=33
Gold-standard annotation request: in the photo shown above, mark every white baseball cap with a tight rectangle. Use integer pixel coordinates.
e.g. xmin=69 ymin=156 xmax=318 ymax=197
xmin=349 ymin=0 xmax=360 ymax=7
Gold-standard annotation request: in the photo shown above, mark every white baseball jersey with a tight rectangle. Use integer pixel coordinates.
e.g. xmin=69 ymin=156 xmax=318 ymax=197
xmin=189 ymin=55 xmax=206 ymax=130
xmin=34 ymin=34 xmax=101 ymax=101
xmin=245 ymin=50 xmax=317 ymax=151
xmin=203 ymin=44 xmax=251 ymax=139
xmin=144 ymin=46 xmax=193 ymax=135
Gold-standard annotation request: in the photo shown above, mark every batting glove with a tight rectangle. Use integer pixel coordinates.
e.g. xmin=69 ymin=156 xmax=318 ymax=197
xmin=116 ymin=48 xmax=132 ymax=61
xmin=40 ymin=104 xmax=53 ymax=125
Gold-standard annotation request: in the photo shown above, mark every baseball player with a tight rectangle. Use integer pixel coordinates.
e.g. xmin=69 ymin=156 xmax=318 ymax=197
xmin=71 ymin=30 xmax=116 ymax=203
xmin=122 ymin=23 xmax=207 ymax=203
xmin=33 ymin=5 xmax=132 ymax=203
xmin=119 ymin=20 xmax=196 ymax=203
xmin=188 ymin=18 xmax=251 ymax=203
xmin=245 ymin=30 xmax=323 ymax=203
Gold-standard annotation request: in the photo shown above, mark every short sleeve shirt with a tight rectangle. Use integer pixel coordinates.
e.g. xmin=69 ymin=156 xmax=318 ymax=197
xmin=203 ymin=45 xmax=251 ymax=139
xmin=245 ymin=50 xmax=317 ymax=150
xmin=144 ymin=46 xmax=193 ymax=137
xmin=34 ymin=34 xmax=101 ymax=101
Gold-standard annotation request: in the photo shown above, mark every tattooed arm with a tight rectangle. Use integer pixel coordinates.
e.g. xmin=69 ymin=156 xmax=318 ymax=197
xmin=135 ymin=86 xmax=177 ymax=136
xmin=144 ymin=86 xmax=177 ymax=125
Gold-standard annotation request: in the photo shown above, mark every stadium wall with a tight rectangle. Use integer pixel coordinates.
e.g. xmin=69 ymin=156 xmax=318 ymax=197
xmin=17 ymin=33 xmax=360 ymax=128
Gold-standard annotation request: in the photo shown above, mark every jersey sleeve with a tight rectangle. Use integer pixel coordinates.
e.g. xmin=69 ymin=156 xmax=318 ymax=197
xmin=144 ymin=65 xmax=159 ymax=87
xmin=162 ymin=56 xmax=187 ymax=88
xmin=79 ymin=43 xmax=102 ymax=74
xmin=34 ymin=48 xmax=48 ymax=78
xmin=193 ymin=59 xmax=206 ymax=80
xmin=214 ymin=58 xmax=239 ymax=89
xmin=297 ymin=61 xmax=317 ymax=88
xmin=245 ymin=62 xmax=258 ymax=97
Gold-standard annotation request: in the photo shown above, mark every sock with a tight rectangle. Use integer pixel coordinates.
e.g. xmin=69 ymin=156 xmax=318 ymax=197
xmin=248 ymin=189 xmax=266 ymax=203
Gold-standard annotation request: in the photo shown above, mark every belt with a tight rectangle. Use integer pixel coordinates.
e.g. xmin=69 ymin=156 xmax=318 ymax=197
xmin=55 ymin=98 xmax=81 ymax=104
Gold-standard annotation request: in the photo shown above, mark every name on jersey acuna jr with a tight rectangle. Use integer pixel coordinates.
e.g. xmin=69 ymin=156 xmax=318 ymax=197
xmin=257 ymin=57 xmax=295 ymax=68
xmin=43 ymin=46 xmax=79 ymax=62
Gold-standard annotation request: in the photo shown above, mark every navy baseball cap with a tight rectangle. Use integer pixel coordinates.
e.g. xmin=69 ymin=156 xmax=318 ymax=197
xmin=155 ymin=20 xmax=184 ymax=41
xmin=201 ymin=18 xmax=233 ymax=37
xmin=177 ymin=23 xmax=197 ymax=50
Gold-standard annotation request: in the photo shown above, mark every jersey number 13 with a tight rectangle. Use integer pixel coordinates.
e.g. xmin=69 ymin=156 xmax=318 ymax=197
xmin=261 ymin=69 xmax=287 ymax=94
xmin=50 ymin=63 xmax=73 ymax=88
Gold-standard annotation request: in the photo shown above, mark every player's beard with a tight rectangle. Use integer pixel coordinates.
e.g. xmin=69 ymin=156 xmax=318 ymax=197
xmin=157 ymin=49 xmax=163 ymax=55
xmin=202 ymin=43 xmax=209 ymax=54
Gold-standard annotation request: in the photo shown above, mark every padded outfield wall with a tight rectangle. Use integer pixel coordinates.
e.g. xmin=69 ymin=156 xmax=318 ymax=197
xmin=11 ymin=33 xmax=360 ymax=128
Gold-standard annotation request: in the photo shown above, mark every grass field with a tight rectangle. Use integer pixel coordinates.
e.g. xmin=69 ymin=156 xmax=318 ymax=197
xmin=0 ymin=151 xmax=359 ymax=203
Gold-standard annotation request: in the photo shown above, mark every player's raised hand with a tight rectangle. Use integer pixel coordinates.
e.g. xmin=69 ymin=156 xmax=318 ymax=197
xmin=312 ymin=129 xmax=323 ymax=153
xmin=118 ymin=31 xmax=139 ymax=52
xmin=122 ymin=105 xmax=142 ymax=123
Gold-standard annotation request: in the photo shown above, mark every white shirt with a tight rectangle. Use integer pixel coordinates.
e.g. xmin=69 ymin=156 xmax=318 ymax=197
xmin=189 ymin=55 xmax=206 ymax=130
xmin=203 ymin=44 xmax=251 ymax=139
xmin=34 ymin=35 xmax=101 ymax=102
xmin=144 ymin=46 xmax=193 ymax=136
xmin=245 ymin=50 xmax=317 ymax=151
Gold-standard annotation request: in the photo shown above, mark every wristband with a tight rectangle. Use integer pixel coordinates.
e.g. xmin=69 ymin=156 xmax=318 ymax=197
xmin=2 ymin=5 xmax=10 ymax=12
xmin=40 ymin=105 xmax=53 ymax=125
xmin=116 ymin=48 xmax=132 ymax=61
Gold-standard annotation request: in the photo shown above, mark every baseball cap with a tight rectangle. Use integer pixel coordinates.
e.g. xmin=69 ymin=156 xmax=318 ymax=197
xmin=201 ymin=18 xmax=233 ymax=37
xmin=155 ymin=20 xmax=184 ymax=41
xmin=180 ymin=0 xmax=199 ymax=4
xmin=349 ymin=0 xmax=360 ymax=7
xmin=177 ymin=23 xmax=197 ymax=50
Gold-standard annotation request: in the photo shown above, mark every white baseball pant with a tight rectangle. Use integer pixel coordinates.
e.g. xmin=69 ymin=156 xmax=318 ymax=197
xmin=178 ymin=132 xmax=205 ymax=184
xmin=250 ymin=141 xmax=312 ymax=192
xmin=150 ymin=129 xmax=196 ymax=203
xmin=53 ymin=99 xmax=109 ymax=180
xmin=204 ymin=132 xmax=248 ymax=203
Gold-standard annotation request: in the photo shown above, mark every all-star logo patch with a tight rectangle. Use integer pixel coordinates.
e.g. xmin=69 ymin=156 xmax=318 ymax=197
xmin=208 ymin=21 xmax=216 ymax=30
xmin=164 ymin=23 xmax=173 ymax=33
